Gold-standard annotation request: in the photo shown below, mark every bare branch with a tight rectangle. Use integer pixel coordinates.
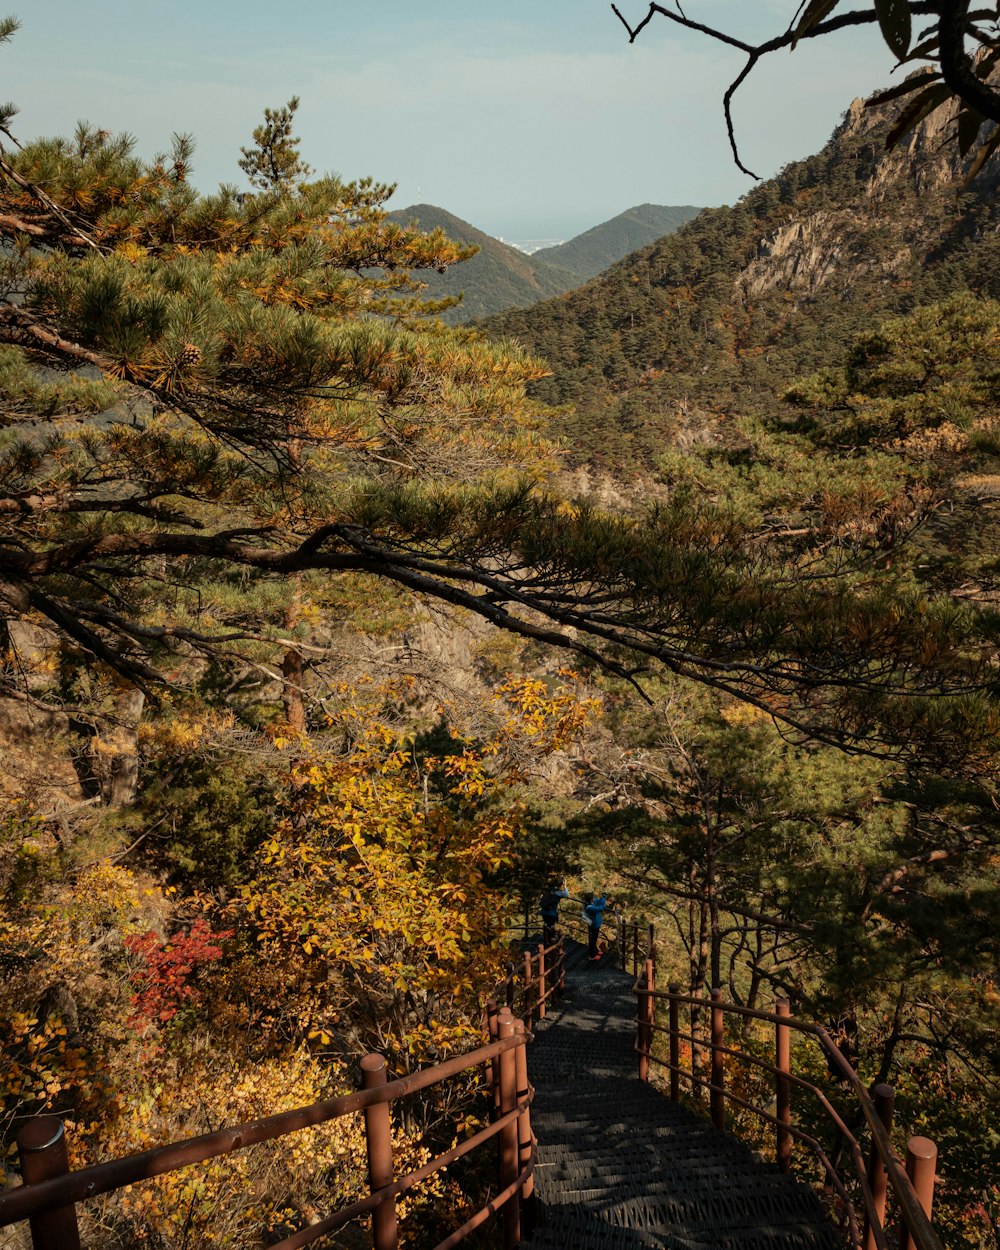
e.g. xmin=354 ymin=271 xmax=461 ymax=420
xmin=612 ymin=3 xmax=999 ymax=176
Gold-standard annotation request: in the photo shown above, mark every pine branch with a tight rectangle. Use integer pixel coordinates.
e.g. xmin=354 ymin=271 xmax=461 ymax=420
xmin=619 ymin=871 xmax=814 ymax=933
xmin=875 ymin=840 xmax=987 ymax=894
xmin=0 ymin=149 xmax=101 ymax=251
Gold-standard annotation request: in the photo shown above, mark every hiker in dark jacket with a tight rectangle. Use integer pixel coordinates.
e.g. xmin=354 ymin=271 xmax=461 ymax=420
xmin=582 ymin=892 xmax=609 ymax=961
xmin=540 ymin=879 xmax=569 ymax=946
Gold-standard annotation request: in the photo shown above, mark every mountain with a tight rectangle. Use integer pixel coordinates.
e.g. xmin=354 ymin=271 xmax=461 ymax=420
xmin=482 ymin=96 xmax=1000 ymax=473
xmin=531 ymin=203 xmax=701 ymax=281
xmin=389 ymin=202 xmax=702 ymax=323
xmin=387 ymin=204 xmax=578 ymax=323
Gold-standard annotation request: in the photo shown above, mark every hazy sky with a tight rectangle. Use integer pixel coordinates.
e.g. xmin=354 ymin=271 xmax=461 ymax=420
xmin=6 ymin=2 xmax=904 ymax=239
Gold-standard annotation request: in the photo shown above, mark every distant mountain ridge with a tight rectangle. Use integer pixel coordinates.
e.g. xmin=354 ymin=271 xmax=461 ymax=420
xmin=388 ymin=204 xmax=576 ymax=324
xmin=389 ymin=202 xmax=701 ymax=323
xmin=482 ymin=95 xmax=1000 ymax=472
xmin=531 ymin=203 xmax=701 ymax=281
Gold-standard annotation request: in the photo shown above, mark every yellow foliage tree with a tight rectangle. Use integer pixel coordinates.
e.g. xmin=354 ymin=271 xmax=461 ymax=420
xmin=229 ymin=673 xmax=598 ymax=1072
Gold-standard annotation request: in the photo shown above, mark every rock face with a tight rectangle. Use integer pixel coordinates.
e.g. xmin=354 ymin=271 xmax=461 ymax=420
xmin=739 ymin=90 xmax=981 ymax=303
xmin=483 ymin=82 xmax=1000 ymax=471
xmin=742 ymin=211 xmax=851 ymax=298
xmin=0 ymin=695 xmax=84 ymax=808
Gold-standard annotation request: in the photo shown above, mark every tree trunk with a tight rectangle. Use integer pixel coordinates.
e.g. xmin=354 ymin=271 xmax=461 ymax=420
xmin=687 ymin=861 xmax=699 ymax=992
xmin=706 ymin=819 xmax=721 ymax=992
xmin=105 ymin=686 xmax=145 ymax=807
xmin=873 ymin=984 xmax=908 ymax=1086
xmin=695 ymin=877 xmax=709 ymax=994
xmin=281 ymin=437 xmax=307 ymax=734
xmin=281 ymin=576 xmax=305 ymax=734
xmin=281 ymin=641 xmax=305 ymax=734
xmin=692 ymin=863 xmax=709 ymax=1097
xmin=746 ymin=927 xmax=764 ymax=1010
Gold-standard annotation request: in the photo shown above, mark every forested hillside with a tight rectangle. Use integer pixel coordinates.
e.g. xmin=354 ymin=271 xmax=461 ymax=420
xmin=484 ymin=94 xmax=1000 ymax=472
xmin=386 ymin=202 xmax=578 ymax=322
xmin=530 ymin=202 xmax=701 ymax=281
xmin=387 ymin=201 xmax=700 ymax=322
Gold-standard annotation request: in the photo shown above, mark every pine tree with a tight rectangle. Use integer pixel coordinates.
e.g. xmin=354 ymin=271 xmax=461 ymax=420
xmin=238 ymin=97 xmax=312 ymax=191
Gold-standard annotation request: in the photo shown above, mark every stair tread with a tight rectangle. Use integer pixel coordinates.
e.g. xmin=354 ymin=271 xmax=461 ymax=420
xmin=521 ymin=937 xmax=839 ymax=1250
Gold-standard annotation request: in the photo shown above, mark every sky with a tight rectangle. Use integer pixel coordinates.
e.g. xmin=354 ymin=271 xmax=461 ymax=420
xmin=5 ymin=2 xmax=905 ymax=240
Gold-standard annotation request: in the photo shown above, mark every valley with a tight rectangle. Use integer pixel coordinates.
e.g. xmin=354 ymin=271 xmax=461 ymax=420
xmin=387 ymin=201 xmax=701 ymax=321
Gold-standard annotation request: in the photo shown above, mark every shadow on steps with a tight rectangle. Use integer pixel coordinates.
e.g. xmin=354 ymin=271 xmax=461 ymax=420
xmin=521 ymin=940 xmax=839 ymax=1250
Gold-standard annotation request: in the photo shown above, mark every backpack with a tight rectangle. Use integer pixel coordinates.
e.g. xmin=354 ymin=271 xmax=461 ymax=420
xmin=540 ymin=890 xmax=560 ymax=914
xmin=584 ymin=898 xmax=604 ymax=926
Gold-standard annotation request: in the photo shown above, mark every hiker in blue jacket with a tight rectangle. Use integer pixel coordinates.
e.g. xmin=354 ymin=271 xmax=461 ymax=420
xmin=582 ymin=891 xmax=609 ymax=961
xmin=540 ymin=879 xmax=569 ymax=947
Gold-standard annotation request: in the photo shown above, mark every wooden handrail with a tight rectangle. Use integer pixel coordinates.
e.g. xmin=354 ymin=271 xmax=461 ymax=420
xmin=0 ymin=1031 xmax=527 ymax=1226
xmin=633 ymin=965 xmax=944 ymax=1250
xmin=1 ymin=931 xmax=569 ymax=1250
xmin=638 ymin=1033 xmax=879 ymax=1249
xmin=0 ymin=1011 xmax=537 ymax=1250
xmin=266 ymin=1095 xmax=533 ymax=1250
xmin=493 ymin=928 xmax=567 ymax=1027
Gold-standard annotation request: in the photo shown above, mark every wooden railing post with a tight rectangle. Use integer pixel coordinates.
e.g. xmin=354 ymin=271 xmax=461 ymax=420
xmin=900 ymin=1137 xmax=937 ymax=1250
xmin=497 ymin=1008 xmax=522 ymax=1250
xmin=638 ymin=958 xmax=654 ymax=1082
xmin=775 ymin=998 xmax=792 ymax=1173
xmin=637 ymin=961 xmax=647 ymax=1082
xmin=710 ymin=987 xmax=725 ymax=1131
xmin=632 ymin=922 xmax=639 ymax=978
xmin=513 ymin=1018 xmax=536 ymax=1234
xmin=648 ymin=922 xmax=656 ymax=974
xmin=17 ymin=1116 xmax=81 ymax=1250
xmin=360 ymin=1054 xmax=399 ymax=1250
xmin=863 ymin=1083 xmax=895 ymax=1250
xmin=523 ymin=950 xmax=533 ymax=1027
xmin=486 ymin=997 xmax=501 ymax=1121
xmin=668 ymin=983 xmax=680 ymax=1101
xmin=691 ymin=994 xmax=705 ymax=1103
xmin=537 ymin=941 xmax=547 ymax=1020
xmin=620 ymin=912 xmax=627 ymax=970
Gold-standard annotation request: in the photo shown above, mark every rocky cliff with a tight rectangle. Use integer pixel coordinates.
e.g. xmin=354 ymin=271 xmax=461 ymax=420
xmin=482 ymin=88 xmax=1000 ymax=472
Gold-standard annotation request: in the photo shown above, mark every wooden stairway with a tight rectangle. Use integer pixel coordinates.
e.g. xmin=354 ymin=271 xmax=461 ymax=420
xmin=523 ymin=941 xmax=840 ymax=1250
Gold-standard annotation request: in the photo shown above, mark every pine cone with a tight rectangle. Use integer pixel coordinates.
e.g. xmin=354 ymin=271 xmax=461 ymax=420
xmin=178 ymin=343 xmax=202 ymax=366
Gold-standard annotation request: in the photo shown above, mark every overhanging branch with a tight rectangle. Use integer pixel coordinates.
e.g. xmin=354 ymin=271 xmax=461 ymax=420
xmin=612 ymin=2 xmax=999 ymax=177
xmin=2 ymin=516 xmax=988 ymax=757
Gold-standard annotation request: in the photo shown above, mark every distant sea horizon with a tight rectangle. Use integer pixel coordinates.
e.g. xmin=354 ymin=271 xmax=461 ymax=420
xmin=476 ymin=212 xmax=599 ymax=243
xmin=501 ymin=238 xmax=565 ymax=255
